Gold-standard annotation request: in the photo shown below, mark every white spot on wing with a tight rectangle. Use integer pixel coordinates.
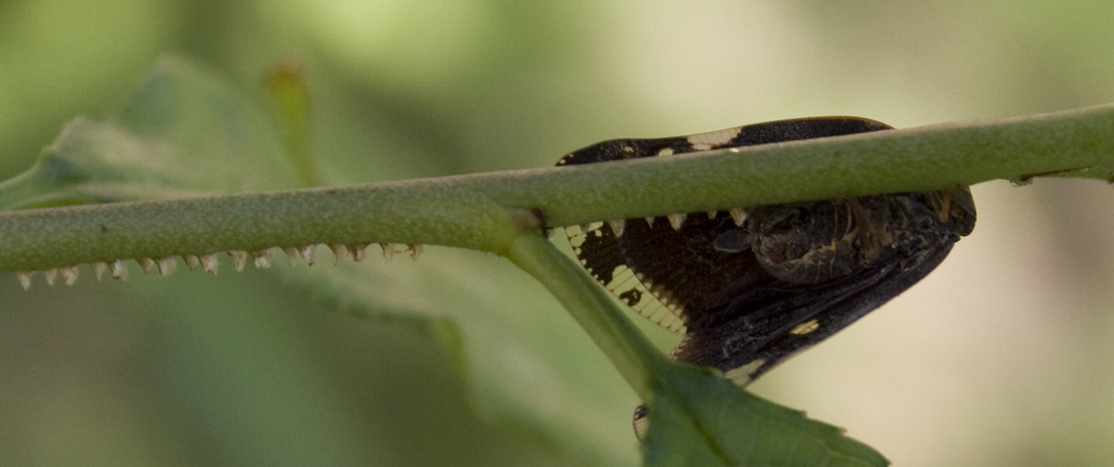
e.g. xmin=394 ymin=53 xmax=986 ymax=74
xmin=686 ymin=127 xmax=743 ymax=150
xmin=724 ymin=359 xmax=766 ymax=387
xmin=789 ymin=319 xmax=820 ymax=335
xmin=633 ymin=409 xmax=650 ymax=441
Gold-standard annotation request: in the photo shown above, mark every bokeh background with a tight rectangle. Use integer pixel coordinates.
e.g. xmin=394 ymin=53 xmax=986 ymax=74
xmin=3 ymin=1 xmax=1114 ymax=466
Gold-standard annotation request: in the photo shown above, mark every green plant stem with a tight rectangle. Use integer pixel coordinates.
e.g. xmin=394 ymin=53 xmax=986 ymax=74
xmin=4 ymin=103 xmax=1114 ymax=272
xmin=506 ymin=232 xmax=669 ymax=399
xmin=0 ymin=183 xmax=524 ymax=271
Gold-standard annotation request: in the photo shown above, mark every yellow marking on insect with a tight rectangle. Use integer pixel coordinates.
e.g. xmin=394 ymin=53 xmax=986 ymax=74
xmin=724 ymin=359 xmax=766 ymax=387
xmin=633 ymin=409 xmax=650 ymax=441
xmin=936 ymin=191 xmax=952 ymax=222
xmin=564 ymin=223 xmax=687 ymax=333
xmin=656 ymin=147 xmax=674 ymax=157
xmin=601 ymin=266 xmax=686 ymax=333
xmin=687 ymin=127 xmax=743 ymax=150
xmin=789 ymin=319 xmax=820 ymax=335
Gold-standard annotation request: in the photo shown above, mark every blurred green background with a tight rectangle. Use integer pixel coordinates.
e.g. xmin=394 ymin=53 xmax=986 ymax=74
xmin=4 ymin=1 xmax=1114 ymax=466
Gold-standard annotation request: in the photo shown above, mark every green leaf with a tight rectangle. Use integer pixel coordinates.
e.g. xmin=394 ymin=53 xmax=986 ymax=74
xmin=643 ymin=364 xmax=887 ymax=467
xmin=0 ymin=57 xmax=646 ymax=464
xmin=271 ymin=247 xmax=644 ymax=466
xmin=0 ymin=56 xmax=299 ymax=210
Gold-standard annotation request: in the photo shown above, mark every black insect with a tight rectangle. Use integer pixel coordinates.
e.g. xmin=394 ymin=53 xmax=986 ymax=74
xmin=556 ymin=117 xmax=976 ymax=436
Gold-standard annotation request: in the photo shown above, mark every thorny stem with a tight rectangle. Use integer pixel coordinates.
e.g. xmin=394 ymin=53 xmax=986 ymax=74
xmin=3 ymin=103 xmax=1114 ymax=273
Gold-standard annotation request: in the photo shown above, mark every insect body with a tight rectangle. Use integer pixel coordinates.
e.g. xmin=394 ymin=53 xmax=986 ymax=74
xmin=556 ymin=117 xmax=976 ymax=435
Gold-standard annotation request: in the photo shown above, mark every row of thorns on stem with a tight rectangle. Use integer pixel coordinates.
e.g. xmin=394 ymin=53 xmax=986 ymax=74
xmin=594 ymin=207 xmax=746 ymax=238
xmin=14 ymin=242 xmax=426 ymax=290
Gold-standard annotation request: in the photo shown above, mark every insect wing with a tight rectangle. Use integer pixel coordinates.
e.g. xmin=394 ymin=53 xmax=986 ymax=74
xmin=557 ymin=117 xmax=895 ymax=334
